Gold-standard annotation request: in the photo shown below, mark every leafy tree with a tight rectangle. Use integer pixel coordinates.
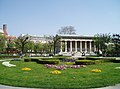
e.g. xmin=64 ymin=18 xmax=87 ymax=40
xmin=6 ymin=39 xmax=16 ymax=54
xmin=24 ymin=41 xmax=34 ymax=52
xmin=112 ymin=34 xmax=120 ymax=56
xmin=0 ymin=34 xmax=6 ymax=52
xmin=42 ymin=43 xmax=51 ymax=53
xmin=15 ymin=34 xmax=30 ymax=53
xmin=34 ymin=42 xmax=43 ymax=54
xmin=93 ymin=33 xmax=111 ymax=56
xmin=105 ymin=43 xmax=114 ymax=56
xmin=45 ymin=35 xmax=60 ymax=55
xmin=57 ymin=26 xmax=76 ymax=35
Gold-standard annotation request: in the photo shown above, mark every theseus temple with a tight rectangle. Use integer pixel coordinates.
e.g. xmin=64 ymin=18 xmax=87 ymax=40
xmin=58 ymin=35 xmax=96 ymax=53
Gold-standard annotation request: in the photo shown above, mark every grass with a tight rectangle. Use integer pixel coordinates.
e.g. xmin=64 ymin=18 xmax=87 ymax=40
xmin=1 ymin=60 xmax=120 ymax=89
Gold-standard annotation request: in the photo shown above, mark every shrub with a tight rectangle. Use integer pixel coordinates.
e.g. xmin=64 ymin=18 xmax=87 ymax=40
xmin=24 ymin=57 xmax=41 ymax=62
xmin=78 ymin=57 xmax=86 ymax=60
xmin=41 ymin=57 xmax=59 ymax=60
xmin=113 ymin=58 xmax=120 ymax=63
xmin=75 ymin=60 xmax=96 ymax=65
xmin=102 ymin=57 xmax=116 ymax=62
xmin=38 ymin=60 xmax=60 ymax=64
xmin=0 ymin=55 xmax=19 ymax=59
xmin=31 ymin=58 xmax=40 ymax=62
xmin=86 ymin=57 xmax=102 ymax=60
xmin=24 ymin=58 xmax=31 ymax=62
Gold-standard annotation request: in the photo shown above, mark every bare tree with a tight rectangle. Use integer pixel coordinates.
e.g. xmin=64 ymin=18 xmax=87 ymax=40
xmin=15 ymin=34 xmax=30 ymax=53
xmin=57 ymin=26 xmax=76 ymax=35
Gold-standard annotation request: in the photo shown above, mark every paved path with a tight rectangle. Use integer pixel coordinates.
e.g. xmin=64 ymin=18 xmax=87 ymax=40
xmin=94 ymin=84 xmax=120 ymax=89
xmin=0 ymin=84 xmax=36 ymax=89
xmin=0 ymin=84 xmax=120 ymax=89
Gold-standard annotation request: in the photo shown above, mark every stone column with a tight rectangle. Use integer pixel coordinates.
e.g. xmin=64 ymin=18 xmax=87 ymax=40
xmin=75 ymin=41 xmax=77 ymax=52
xmin=65 ymin=41 xmax=67 ymax=52
xmin=60 ymin=41 xmax=62 ymax=53
xmin=85 ymin=41 xmax=87 ymax=53
xmin=80 ymin=41 xmax=82 ymax=52
xmin=94 ymin=45 xmax=96 ymax=52
xmin=70 ymin=41 xmax=72 ymax=52
xmin=90 ymin=41 xmax=92 ymax=53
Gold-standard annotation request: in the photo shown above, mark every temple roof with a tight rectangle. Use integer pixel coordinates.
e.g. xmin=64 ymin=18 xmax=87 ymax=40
xmin=57 ymin=34 xmax=94 ymax=38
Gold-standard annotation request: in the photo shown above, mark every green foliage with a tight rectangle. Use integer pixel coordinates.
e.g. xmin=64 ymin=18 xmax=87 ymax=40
xmin=102 ymin=57 xmax=117 ymax=62
xmin=86 ymin=57 xmax=103 ymax=60
xmin=24 ymin=41 xmax=34 ymax=52
xmin=78 ymin=57 xmax=86 ymax=60
xmin=42 ymin=43 xmax=51 ymax=53
xmin=15 ymin=34 xmax=30 ymax=53
xmin=38 ymin=60 xmax=60 ymax=64
xmin=93 ymin=33 xmax=111 ymax=56
xmin=24 ymin=58 xmax=31 ymax=62
xmin=24 ymin=57 xmax=41 ymax=62
xmin=75 ymin=60 xmax=96 ymax=65
xmin=0 ymin=54 xmax=19 ymax=58
xmin=34 ymin=42 xmax=43 ymax=53
xmin=0 ymin=34 xmax=6 ymax=51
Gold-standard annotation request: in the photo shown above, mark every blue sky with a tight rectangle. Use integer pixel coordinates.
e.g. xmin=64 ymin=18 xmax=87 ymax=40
xmin=0 ymin=0 xmax=120 ymax=36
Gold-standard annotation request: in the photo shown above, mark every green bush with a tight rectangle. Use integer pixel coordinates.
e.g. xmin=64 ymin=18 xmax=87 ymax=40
xmin=75 ymin=60 xmax=96 ymax=65
xmin=0 ymin=55 xmax=19 ymax=58
xmin=24 ymin=58 xmax=31 ymax=62
xmin=31 ymin=58 xmax=41 ymax=62
xmin=102 ymin=57 xmax=116 ymax=62
xmin=41 ymin=57 xmax=59 ymax=60
xmin=86 ymin=57 xmax=104 ymax=60
xmin=24 ymin=57 xmax=41 ymax=62
xmin=38 ymin=60 xmax=60 ymax=64
xmin=78 ymin=57 xmax=86 ymax=60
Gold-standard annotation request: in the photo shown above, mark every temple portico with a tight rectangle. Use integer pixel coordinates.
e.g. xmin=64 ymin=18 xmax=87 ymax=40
xmin=58 ymin=35 xmax=96 ymax=53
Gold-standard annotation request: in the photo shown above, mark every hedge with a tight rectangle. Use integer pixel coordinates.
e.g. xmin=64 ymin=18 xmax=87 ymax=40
xmin=75 ymin=60 xmax=98 ymax=65
xmin=41 ymin=57 xmax=59 ymax=60
xmin=38 ymin=60 xmax=60 ymax=64
xmin=102 ymin=57 xmax=116 ymax=62
xmin=24 ymin=57 xmax=41 ymax=62
xmin=0 ymin=55 xmax=19 ymax=59
xmin=78 ymin=57 xmax=86 ymax=60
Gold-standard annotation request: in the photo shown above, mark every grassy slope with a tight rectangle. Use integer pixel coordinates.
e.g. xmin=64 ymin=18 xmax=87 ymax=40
xmin=0 ymin=61 xmax=120 ymax=89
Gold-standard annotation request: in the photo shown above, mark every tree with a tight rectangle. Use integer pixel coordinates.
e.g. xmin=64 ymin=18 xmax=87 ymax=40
xmin=15 ymin=34 xmax=30 ymax=53
xmin=57 ymin=26 xmax=76 ymax=35
xmin=45 ymin=35 xmax=60 ymax=55
xmin=34 ymin=42 xmax=43 ymax=54
xmin=93 ymin=33 xmax=111 ymax=56
xmin=42 ymin=43 xmax=51 ymax=53
xmin=0 ymin=34 xmax=6 ymax=52
xmin=6 ymin=39 xmax=16 ymax=54
xmin=112 ymin=34 xmax=120 ymax=56
xmin=24 ymin=41 xmax=34 ymax=52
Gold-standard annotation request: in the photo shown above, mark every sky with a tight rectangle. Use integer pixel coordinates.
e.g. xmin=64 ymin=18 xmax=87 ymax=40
xmin=0 ymin=0 xmax=120 ymax=36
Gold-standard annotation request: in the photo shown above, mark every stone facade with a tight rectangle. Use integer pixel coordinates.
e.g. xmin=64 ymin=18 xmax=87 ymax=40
xmin=58 ymin=34 xmax=96 ymax=53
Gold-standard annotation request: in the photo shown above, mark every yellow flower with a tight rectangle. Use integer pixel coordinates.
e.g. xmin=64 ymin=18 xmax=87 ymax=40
xmin=21 ymin=67 xmax=31 ymax=71
xmin=50 ymin=70 xmax=61 ymax=74
xmin=91 ymin=69 xmax=101 ymax=73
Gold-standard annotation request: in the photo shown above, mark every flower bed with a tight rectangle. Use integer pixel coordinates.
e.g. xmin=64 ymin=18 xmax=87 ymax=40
xmin=91 ymin=69 xmax=101 ymax=73
xmin=21 ymin=67 xmax=31 ymax=71
xmin=50 ymin=70 xmax=61 ymax=74
xmin=44 ymin=64 xmax=86 ymax=70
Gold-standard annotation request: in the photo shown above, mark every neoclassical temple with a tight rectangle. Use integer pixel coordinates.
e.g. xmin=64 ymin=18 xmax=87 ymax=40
xmin=58 ymin=34 xmax=96 ymax=53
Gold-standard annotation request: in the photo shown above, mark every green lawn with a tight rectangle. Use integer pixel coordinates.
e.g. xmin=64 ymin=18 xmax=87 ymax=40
xmin=0 ymin=60 xmax=120 ymax=89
